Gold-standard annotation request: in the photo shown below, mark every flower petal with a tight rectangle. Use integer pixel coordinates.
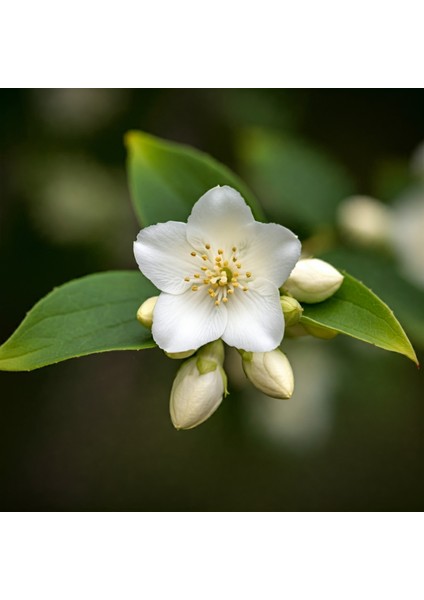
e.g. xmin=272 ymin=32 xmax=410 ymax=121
xmin=241 ymin=222 xmax=301 ymax=287
xmin=186 ymin=185 xmax=255 ymax=252
xmin=152 ymin=290 xmax=228 ymax=353
xmin=222 ymin=278 xmax=284 ymax=351
xmin=134 ymin=221 xmax=196 ymax=294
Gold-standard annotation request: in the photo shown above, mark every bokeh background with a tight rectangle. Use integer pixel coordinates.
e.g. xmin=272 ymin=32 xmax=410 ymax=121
xmin=1 ymin=89 xmax=423 ymax=511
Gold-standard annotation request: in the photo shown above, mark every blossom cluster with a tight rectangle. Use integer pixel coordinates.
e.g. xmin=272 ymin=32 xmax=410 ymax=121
xmin=134 ymin=186 xmax=343 ymax=429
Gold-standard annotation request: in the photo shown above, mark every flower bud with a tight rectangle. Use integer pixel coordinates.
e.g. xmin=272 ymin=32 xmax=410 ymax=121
xmin=170 ymin=340 xmax=227 ymax=430
xmin=241 ymin=349 xmax=294 ymax=399
xmin=136 ymin=296 xmax=158 ymax=328
xmin=282 ymin=258 xmax=343 ymax=304
xmin=338 ymin=195 xmax=392 ymax=247
xmin=280 ymin=295 xmax=303 ymax=327
xmin=165 ymin=349 xmax=197 ymax=360
xmin=302 ymin=321 xmax=338 ymax=340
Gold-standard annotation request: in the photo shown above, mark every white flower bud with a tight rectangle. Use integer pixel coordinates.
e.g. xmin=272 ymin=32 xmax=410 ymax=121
xmin=280 ymin=295 xmax=303 ymax=327
xmin=241 ymin=349 xmax=294 ymax=399
xmin=165 ymin=349 xmax=197 ymax=360
xmin=136 ymin=296 xmax=158 ymax=328
xmin=170 ymin=341 xmax=227 ymax=430
xmin=283 ymin=258 xmax=344 ymax=304
xmin=338 ymin=195 xmax=392 ymax=247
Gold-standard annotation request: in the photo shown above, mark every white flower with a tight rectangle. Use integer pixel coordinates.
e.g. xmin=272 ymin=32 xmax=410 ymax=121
xmin=283 ymin=258 xmax=344 ymax=304
xmin=134 ymin=185 xmax=301 ymax=353
xmin=241 ymin=349 xmax=294 ymax=399
xmin=170 ymin=341 xmax=227 ymax=430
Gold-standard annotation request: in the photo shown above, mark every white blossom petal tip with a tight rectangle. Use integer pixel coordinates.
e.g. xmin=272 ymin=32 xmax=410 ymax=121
xmin=134 ymin=186 xmax=301 ymax=352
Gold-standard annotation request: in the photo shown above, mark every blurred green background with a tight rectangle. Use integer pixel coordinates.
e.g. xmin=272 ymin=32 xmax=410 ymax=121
xmin=1 ymin=89 xmax=423 ymax=510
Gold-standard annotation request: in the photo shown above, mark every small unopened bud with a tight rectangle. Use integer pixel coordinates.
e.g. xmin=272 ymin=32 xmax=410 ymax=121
xmin=241 ymin=349 xmax=294 ymax=399
xmin=302 ymin=321 xmax=338 ymax=340
xmin=170 ymin=340 xmax=227 ymax=430
xmin=165 ymin=349 xmax=197 ymax=360
xmin=136 ymin=296 xmax=158 ymax=328
xmin=280 ymin=295 xmax=303 ymax=327
xmin=282 ymin=258 xmax=344 ymax=304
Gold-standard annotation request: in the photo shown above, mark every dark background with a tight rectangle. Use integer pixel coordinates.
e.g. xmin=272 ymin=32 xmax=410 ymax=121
xmin=0 ymin=89 xmax=423 ymax=510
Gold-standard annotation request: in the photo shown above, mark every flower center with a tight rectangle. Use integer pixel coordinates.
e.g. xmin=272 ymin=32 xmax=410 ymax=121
xmin=184 ymin=244 xmax=253 ymax=307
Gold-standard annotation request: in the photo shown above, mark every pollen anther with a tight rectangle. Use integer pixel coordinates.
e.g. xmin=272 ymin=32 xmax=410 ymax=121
xmin=192 ymin=285 xmax=199 ymax=291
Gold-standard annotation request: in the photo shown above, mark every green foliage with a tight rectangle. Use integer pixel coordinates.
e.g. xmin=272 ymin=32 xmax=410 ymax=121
xmin=0 ymin=272 xmax=156 ymax=371
xmin=238 ymin=129 xmax=356 ymax=228
xmin=126 ymin=130 xmax=264 ymax=226
xmin=0 ymin=130 xmax=417 ymax=371
xmin=301 ymin=272 xmax=418 ymax=364
xmin=320 ymin=247 xmax=424 ymax=348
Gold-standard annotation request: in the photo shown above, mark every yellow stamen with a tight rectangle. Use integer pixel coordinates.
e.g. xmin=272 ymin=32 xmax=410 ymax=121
xmin=201 ymin=254 xmax=208 ymax=261
xmin=246 ymin=272 xmax=251 ymax=278
xmin=222 ymin=297 xmax=228 ymax=303
xmin=194 ymin=273 xmax=200 ymax=278
xmin=203 ymin=278 xmax=210 ymax=284
xmin=184 ymin=277 xmax=190 ymax=282
xmin=218 ymin=249 xmax=224 ymax=255
xmin=215 ymin=300 xmax=220 ymax=306
xmin=192 ymin=285 xmax=199 ymax=291
xmin=243 ymin=287 xmax=249 ymax=292
xmin=232 ymin=246 xmax=237 ymax=252
xmin=205 ymin=243 xmax=211 ymax=250
xmin=190 ymin=251 xmax=196 ymax=257
xmin=201 ymin=266 xmax=208 ymax=271
xmin=236 ymin=262 xmax=241 ymax=269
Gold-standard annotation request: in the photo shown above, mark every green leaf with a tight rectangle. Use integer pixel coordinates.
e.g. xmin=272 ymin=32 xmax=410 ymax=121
xmin=319 ymin=247 xmax=424 ymax=348
xmin=0 ymin=271 xmax=157 ymax=372
xmin=238 ymin=129 xmax=356 ymax=229
xmin=125 ymin=130 xmax=264 ymax=227
xmin=301 ymin=272 xmax=418 ymax=364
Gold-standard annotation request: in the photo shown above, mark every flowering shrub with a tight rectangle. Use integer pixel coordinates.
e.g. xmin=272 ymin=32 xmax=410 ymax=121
xmin=0 ymin=131 xmax=417 ymax=430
